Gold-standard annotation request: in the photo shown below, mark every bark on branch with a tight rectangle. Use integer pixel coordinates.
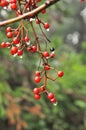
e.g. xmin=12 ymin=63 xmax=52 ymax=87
xmin=0 ymin=0 xmax=60 ymax=27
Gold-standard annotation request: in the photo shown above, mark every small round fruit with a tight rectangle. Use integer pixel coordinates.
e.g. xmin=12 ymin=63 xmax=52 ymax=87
xmin=7 ymin=32 xmax=13 ymax=38
xmin=44 ymin=65 xmax=50 ymax=70
xmin=17 ymin=50 xmax=23 ymax=56
xmin=34 ymin=94 xmax=40 ymax=100
xmin=35 ymin=71 xmax=40 ymax=76
xmin=11 ymin=3 xmax=17 ymax=10
xmin=57 ymin=71 xmax=64 ymax=77
xmin=44 ymin=23 xmax=50 ymax=29
xmin=6 ymin=27 xmax=12 ymax=32
xmin=24 ymin=36 xmax=30 ymax=42
xmin=32 ymin=46 xmax=37 ymax=52
xmin=1 ymin=42 xmax=6 ymax=48
xmin=10 ymin=46 xmax=18 ymax=55
xmin=48 ymin=93 xmax=54 ymax=100
xmin=33 ymin=88 xmax=39 ymax=94
xmin=13 ymin=37 xmax=20 ymax=44
xmin=43 ymin=51 xmax=49 ymax=57
xmin=51 ymin=97 xmax=57 ymax=103
xmin=34 ymin=76 xmax=41 ymax=83
xmin=50 ymin=52 xmax=55 ymax=58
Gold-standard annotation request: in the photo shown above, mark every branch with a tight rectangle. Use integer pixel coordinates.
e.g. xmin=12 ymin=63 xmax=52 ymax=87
xmin=0 ymin=0 xmax=60 ymax=27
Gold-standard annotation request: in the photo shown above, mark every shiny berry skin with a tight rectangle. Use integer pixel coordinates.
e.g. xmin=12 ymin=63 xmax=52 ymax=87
xmin=6 ymin=27 xmax=12 ymax=32
xmin=26 ymin=47 xmax=31 ymax=52
xmin=36 ymin=19 xmax=41 ymax=24
xmin=7 ymin=32 xmax=13 ymax=38
xmin=13 ymin=37 xmax=20 ymax=44
xmin=50 ymin=52 xmax=55 ymax=58
xmin=51 ymin=97 xmax=57 ymax=103
xmin=32 ymin=46 xmax=37 ymax=52
xmin=5 ymin=42 xmax=11 ymax=47
xmin=1 ymin=42 xmax=6 ymax=48
xmin=57 ymin=71 xmax=64 ymax=77
xmin=35 ymin=71 xmax=40 ymax=76
xmin=44 ymin=23 xmax=50 ymax=29
xmin=11 ymin=3 xmax=17 ymax=10
xmin=17 ymin=50 xmax=23 ymax=56
xmin=48 ymin=93 xmax=54 ymax=100
xmin=34 ymin=94 xmax=40 ymax=100
xmin=11 ymin=0 xmax=16 ymax=3
xmin=24 ymin=36 xmax=30 ymax=42
xmin=44 ymin=65 xmax=50 ymax=70
xmin=34 ymin=76 xmax=41 ymax=83
xmin=43 ymin=51 xmax=49 ymax=57
xmin=33 ymin=88 xmax=39 ymax=94
xmin=10 ymin=46 xmax=18 ymax=55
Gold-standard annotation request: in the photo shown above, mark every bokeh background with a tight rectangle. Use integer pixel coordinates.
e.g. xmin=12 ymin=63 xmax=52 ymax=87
xmin=0 ymin=0 xmax=86 ymax=130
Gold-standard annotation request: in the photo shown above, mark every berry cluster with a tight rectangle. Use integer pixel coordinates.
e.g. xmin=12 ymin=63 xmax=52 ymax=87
xmin=0 ymin=0 xmax=65 ymax=105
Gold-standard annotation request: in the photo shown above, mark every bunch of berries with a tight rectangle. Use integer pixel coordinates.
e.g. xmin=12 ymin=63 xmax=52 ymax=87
xmin=0 ymin=0 xmax=65 ymax=105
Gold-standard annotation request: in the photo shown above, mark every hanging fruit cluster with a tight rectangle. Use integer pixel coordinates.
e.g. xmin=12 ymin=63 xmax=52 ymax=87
xmin=0 ymin=0 xmax=84 ymax=105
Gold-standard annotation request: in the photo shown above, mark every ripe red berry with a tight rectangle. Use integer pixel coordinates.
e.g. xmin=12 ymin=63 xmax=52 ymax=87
xmin=5 ymin=42 xmax=11 ymax=47
xmin=11 ymin=3 xmax=17 ymax=10
xmin=26 ymin=47 xmax=31 ymax=52
xmin=6 ymin=27 xmax=12 ymax=32
xmin=13 ymin=37 xmax=20 ymax=44
xmin=11 ymin=0 xmax=16 ymax=3
xmin=50 ymin=52 xmax=55 ymax=58
xmin=41 ymin=9 xmax=46 ymax=14
xmin=7 ymin=32 xmax=13 ymax=38
xmin=48 ymin=93 xmax=54 ymax=100
xmin=80 ymin=0 xmax=85 ymax=2
xmin=36 ymin=19 xmax=41 ymax=24
xmin=32 ymin=46 xmax=37 ymax=52
xmin=33 ymin=88 xmax=39 ymax=94
xmin=14 ymin=30 xmax=19 ymax=35
xmin=17 ymin=50 xmax=23 ymax=56
xmin=44 ymin=64 xmax=50 ymax=70
xmin=44 ymin=23 xmax=50 ymax=29
xmin=10 ymin=46 xmax=18 ymax=55
xmin=34 ymin=94 xmax=40 ymax=100
xmin=51 ymin=97 xmax=57 ymax=103
xmin=1 ymin=42 xmax=6 ymax=48
xmin=43 ymin=51 xmax=49 ymax=57
xmin=24 ymin=36 xmax=30 ymax=42
xmin=34 ymin=76 xmax=41 ymax=83
xmin=57 ymin=71 xmax=64 ymax=77
xmin=35 ymin=71 xmax=40 ymax=76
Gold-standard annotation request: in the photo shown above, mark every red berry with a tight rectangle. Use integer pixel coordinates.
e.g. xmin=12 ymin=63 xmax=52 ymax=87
xmin=44 ymin=65 xmax=50 ymax=70
xmin=50 ymin=52 xmax=55 ymax=58
xmin=48 ymin=93 xmax=54 ymax=100
xmin=51 ymin=97 xmax=57 ymax=103
xmin=14 ymin=30 xmax=19 ymax=35
xmin=11 ymin=0 xmax=16 ymax=3
xmin=11 ymin=3 xmax=17 ymax=10
xmin=13 ymin=37 xmax=20 ymax=44
xmin=43 ymin=51 xmax=49 ymax=57
xmin=6 ymin=27 xmax=12 ymax=32
xmin=44 ymin=23 xmax=50 ymax=29
xmin=32 ymin=46 xmax=37 ymax=52
xmin=34 ymin=76 xmax=41 ymax=83
xmin=33 ymin=88 xmax=39 ymax=94
xmin=17 ymin=50 xmax=23 ymax=56
xmin=5 ymin=42 xmax=11 ymax=47
xmin=35 ymin=71 xmax=40 ymax=76
xmin=26 ymin=47 xmax=31 ymax=52
xmin=80 ymin=0 xmax=85 ymax=2
xmin=57 ymin=71 xmax=64 ymax=77
xmin=1 ymin=42 xmax=6 ymax=48
xmin=41 ymin=9 xmax=46 ymax=14
xmin=24 ymin=36 xmax=30 ymax=42
xmin=7 ymin=32 xmax=13 ymax=38
xmin=34 ymin=94 xmax=40 ymax=100
xmin=10 ymin=46 xmax=18 ymax=55
xmin=36 ymin=19 xmax=41 ymax=24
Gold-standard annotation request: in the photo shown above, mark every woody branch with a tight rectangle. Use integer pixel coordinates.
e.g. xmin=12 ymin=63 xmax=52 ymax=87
xmin=0 ymin=0 xmax=60 ymax=27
